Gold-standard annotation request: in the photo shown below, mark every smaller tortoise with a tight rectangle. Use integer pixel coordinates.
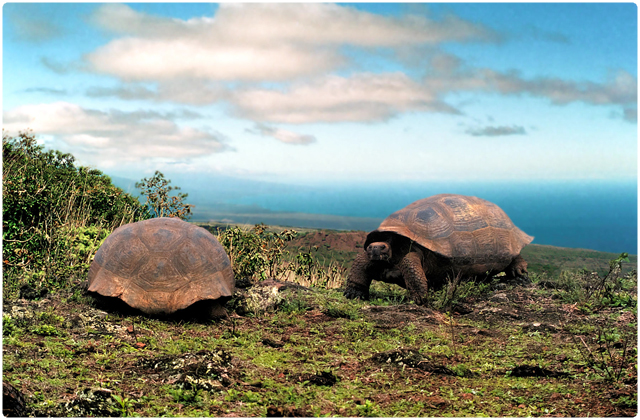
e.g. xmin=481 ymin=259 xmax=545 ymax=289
xmin=88 ymin=217 xmax=234 ymax=318
xmin=344 ymin=194 xmax=533 ymax=304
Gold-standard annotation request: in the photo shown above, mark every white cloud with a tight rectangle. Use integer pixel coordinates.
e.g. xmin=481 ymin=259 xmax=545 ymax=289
xmin=207 ymin=3 xmax=495 ymax=47
xmin=229 ymin=67 xmax=637 ymax=124
xmin=481 ymin=69 xmax=637 ymax=106
xmin=90 ymin=3 xmax=183 ymax=37
xmin=86 ymin=37 xmax=344 ymax=82
xmin=86 ymin=82 xmax=229 ymax=106
xmin=247 ymin=123 xmax=316 ymax=145
xmin=79 ymin=4 xmax=636 ymax=126
xmin=85 ymin=3 xmax=494 ymax=82
xmin=232 ymin=73 xmax=457 ymax=124
xmin=423 ymin=61 xmax=637 ymax=108
xmin=3 ymin=102 xmax=229 ymax=167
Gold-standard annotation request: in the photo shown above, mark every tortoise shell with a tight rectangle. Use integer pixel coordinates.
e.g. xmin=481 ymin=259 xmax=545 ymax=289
xmin=366 ymin=194 xmax=533 ymax=269
xmin=87 ymin=217 xmax=234 ymax=315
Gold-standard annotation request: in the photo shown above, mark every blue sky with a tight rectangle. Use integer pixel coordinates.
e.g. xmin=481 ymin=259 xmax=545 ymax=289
xmin=3 ymin=2 xmax=637 ymax=185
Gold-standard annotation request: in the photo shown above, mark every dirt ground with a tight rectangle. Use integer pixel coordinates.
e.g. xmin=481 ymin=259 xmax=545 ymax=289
xmin=2 ymin=278 xmax=638 ymax=417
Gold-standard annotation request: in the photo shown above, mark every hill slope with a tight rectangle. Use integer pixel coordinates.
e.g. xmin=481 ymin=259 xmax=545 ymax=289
xmin=284 ymin=229 xmax=637 ymax=277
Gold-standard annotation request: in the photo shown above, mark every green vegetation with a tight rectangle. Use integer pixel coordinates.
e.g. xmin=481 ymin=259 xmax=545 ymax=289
xmin=210 ymin=224 xmax=349 ymax=288
xmin=2 ymin=131 xmax=148 ymax=299
xmin=2 ymin=132 xmax=637 ymax=417
xmin=531 ymin=253 xmax=637 ymax=313
xmin=3 ymin=269 xmax=637 ymax=416
xmin=571 ymin=321 xmax=635 ymax=383
xmin=214 ymin=223 xmax=297 ymax=280
xmin=521 ymin=245 xmax=637 ymax=278
xmin=291 ymin=247 xmax=348 ymax=289
xmin=2 ymin=132 xmax=197 ymax=300
xmin=429 ymin=272 xmax=494 ymax=312
xmin=135 ymin=170 xmax=193 ymax=220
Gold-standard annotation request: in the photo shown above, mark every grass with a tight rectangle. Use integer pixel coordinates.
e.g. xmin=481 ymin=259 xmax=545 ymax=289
xmin=3 ymin=263 xmax=637 ymax=416
xmin=521 ymin=244 xmax=638 ymax=278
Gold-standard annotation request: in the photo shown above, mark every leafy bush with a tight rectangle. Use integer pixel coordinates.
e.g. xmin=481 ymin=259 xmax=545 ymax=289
xmin=551 ymin=253 xmax=636 ymax=311
xmin=59 ymin=225 xmax=111 ymax=266
xmin=587 ymin=253 xmax=636 ymax=309
xmin=2 ymin=131 xmax=149 ymax=297
xmin=135 ymin=170 xmax=193 ymax=220
xmin=3 ymin=315 xmax=17 ymax=337
xmin=213 ymin=223 xmax=349 ymax=287
xmin=216 ymin=224 xmax=297 ymax=280
xmin=572 ymin=322 xmax=636 ymax=383
xmin=293 ymin=248 xmax=317 ymax=283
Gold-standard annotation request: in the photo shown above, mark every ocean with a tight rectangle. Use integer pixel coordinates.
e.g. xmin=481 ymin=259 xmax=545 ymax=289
xmin=226 ymin=179 xmax=638 ymax=255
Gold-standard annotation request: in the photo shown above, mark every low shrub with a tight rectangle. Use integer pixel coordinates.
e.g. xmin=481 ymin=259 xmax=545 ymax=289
xmin=215 ymin=224 xmax=297 ymax=281
xmin=552 ymin=253 xmax=636 ymax=312
xmin=2 ymin=131 xmax=148 ymax=298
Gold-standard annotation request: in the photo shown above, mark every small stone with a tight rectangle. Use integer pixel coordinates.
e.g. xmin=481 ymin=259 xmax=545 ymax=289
xmin=94 ymin=311 xmax=109 ymax=320
xmin=490 ymin=293 xmax=509 ymax=303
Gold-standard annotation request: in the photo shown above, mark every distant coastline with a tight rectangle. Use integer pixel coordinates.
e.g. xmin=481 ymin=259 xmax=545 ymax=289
xmin=219 ymin=180 xmax=638 ymax=255
xmin=191 ymin=209 xmax=382 ymax=232
xmin=112 ymin=175 xmax=638 ymax=254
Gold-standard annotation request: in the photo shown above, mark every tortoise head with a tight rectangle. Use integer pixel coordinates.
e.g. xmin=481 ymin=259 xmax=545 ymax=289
xmin=364 ymin=231 xmax=396 ymax=262
xmin=366 ymin=241 xmax=392 ymax=262
xmin=366 ymin=242 xmax=391 ymax=261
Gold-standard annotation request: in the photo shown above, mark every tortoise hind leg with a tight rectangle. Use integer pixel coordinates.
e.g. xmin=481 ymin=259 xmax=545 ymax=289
xmin=398 ymin=251 xmax=429 ymax=305
xmin=206 ymin=301 xmax=229 ymax=319
xmin=504 ymin=254 xmax=531 ymax=285
xmin=178 ymin=299 xmax=229 ymax=320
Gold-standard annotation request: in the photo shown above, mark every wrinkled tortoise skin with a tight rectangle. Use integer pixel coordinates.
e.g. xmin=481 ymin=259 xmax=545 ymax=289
xmin=345 ymin=194 xmax=533 ymax=303
xmin=88 ymin=217 xmax=234 ymax=316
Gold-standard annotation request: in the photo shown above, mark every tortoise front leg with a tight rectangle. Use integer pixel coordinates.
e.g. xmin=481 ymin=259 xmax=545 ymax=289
xmin=398 ymin=251 xmax=429 ymax=305
xmin=344 ymin=251 xmax=373 ymax=300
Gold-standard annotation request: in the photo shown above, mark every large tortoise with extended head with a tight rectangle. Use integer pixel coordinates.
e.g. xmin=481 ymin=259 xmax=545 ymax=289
xmin=88 ymin=217 xmax=234 ymax=318
xmin=344 ymin=194 xmax=533 ymax=304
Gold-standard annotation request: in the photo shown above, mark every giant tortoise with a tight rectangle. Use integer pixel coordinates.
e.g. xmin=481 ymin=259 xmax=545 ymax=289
xmin=344 ymin=194 xmax=533 ymax=304
xmin=87 ymin=217 xmax=234 ymax=318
